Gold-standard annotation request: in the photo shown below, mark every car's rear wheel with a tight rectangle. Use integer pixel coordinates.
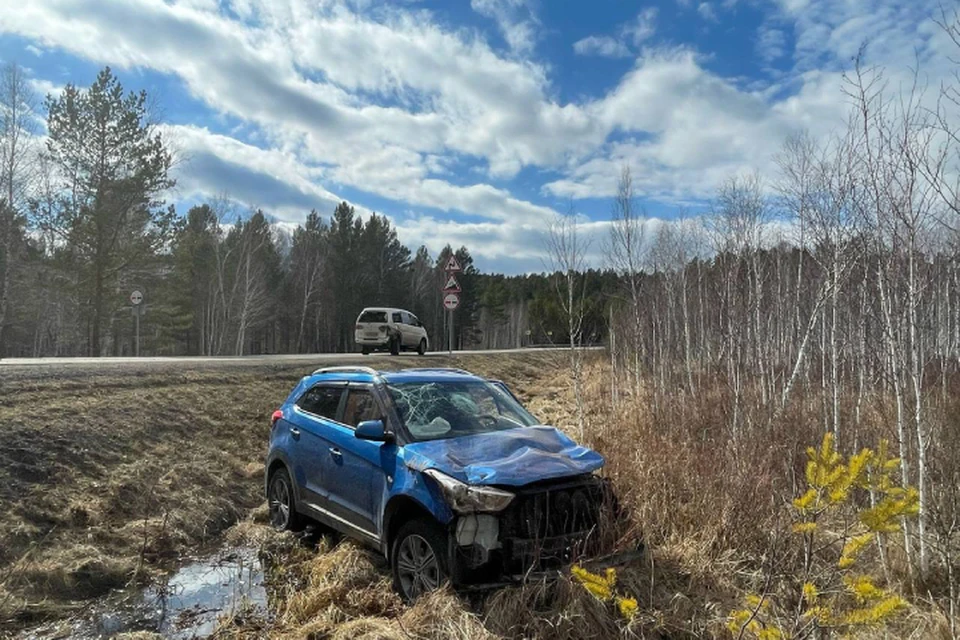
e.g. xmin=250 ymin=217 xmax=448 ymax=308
xmin=391 ymin=519 xmax=449 ymax=602
xmin=417 ymin=339 xmax=427 ymax=356
xmin=390 ymin=335 xmax=400 ymax=356
xmin=361 ymin=346 xmax=370 ymax=355
xmin=268 ymin=467 xmax=302 ymax=532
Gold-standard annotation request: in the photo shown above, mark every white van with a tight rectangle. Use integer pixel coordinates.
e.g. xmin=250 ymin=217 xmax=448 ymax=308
xmin=355 ymin=307 xmax=428 ymax=356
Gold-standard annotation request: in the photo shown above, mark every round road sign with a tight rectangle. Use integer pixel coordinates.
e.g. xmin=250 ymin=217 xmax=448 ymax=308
xmin=443 ymin=292 xmax=460 ymax=310
xmin=130 ymin=290 xmax=143 ymax=305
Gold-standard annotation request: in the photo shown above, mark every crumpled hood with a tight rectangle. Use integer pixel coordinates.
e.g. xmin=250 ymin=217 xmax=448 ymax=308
xmin=402 ymin=426 xmax=604 ymax=486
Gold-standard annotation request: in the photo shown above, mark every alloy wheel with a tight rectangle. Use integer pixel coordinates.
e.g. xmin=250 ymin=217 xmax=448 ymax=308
xmin=396 ymin=533 xmax=440 ymax=600
xmin=269 ymin=475 xmax=292 ymax=530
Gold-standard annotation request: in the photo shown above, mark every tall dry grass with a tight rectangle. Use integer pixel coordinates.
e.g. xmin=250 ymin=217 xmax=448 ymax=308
xmin=5 ymin=353 xmax=957 ymax=638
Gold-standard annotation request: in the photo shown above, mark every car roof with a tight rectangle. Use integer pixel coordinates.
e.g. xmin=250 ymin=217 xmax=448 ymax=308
xmin=358 ymin=307 xmax=409 ymax=314
xmin=306 ymin=366 xmax=484 ymax=385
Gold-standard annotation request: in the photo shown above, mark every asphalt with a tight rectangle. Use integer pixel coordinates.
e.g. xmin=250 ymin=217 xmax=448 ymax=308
xmin=0 ymin=347 xmax=590 ymax=378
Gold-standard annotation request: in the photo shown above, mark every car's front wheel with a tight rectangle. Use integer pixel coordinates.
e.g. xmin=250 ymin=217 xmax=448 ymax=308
xmin=417 ymin=338 xmax=427 ymax=356
xmin=268 ymin=467 xmax=302 ymax=532
xmin=391 ymin=518 xmax=449 ymax=602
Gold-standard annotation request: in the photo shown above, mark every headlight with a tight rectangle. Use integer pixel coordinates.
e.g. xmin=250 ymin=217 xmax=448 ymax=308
xmin=423 ymin=469 xmax=515 ymax=513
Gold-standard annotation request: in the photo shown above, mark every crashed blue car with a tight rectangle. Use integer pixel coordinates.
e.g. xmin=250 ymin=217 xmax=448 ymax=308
xmin=265 ymin=366 xmax=610 ymax=601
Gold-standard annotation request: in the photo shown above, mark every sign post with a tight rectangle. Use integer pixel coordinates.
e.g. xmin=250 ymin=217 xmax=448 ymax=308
xmin=130 ymin=290 xmax=143 ymax=357
xmin=442 ymin=256 xmax=462 ymax=353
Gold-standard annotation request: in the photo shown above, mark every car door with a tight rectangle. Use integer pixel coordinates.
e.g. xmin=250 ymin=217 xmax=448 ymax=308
xmin=315 ymin=383 xmax=392 ymax=541
xmin=391 ymin=311 xmax=409 ymax=347
xmin=408 ymin=313 xmax=426 ymax=344
xmin=399 ymin=312 xmax=416 ymax=347
xmin=287 ymin=383 xmax=346 ymax=510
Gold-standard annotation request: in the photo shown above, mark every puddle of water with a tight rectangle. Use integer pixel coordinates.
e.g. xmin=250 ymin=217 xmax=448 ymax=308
xmin=18 ymin=546 xmax=267 ymax=639
xmin=145 ymin=547 xmax=266 ymax=638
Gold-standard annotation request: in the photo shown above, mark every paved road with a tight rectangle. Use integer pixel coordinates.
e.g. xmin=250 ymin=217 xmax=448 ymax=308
xmin=0 ymin=347 xmax=598 ymax=378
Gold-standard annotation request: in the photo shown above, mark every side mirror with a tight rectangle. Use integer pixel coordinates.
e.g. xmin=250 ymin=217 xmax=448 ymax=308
xmin=356 ymin=419 xmax=394 ymax=443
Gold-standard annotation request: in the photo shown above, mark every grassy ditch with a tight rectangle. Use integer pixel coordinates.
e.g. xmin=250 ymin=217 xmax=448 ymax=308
xmin=5 ymin=352 xmax=949 ymax=639
xmin=0 ymin=352 xmax=567 ymax=633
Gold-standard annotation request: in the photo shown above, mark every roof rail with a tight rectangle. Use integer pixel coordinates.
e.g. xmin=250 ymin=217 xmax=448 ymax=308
xmin=404 ymin=367 xmax=473 ymax=375
xmin=312 ymin=365 xmax=381 ymax=377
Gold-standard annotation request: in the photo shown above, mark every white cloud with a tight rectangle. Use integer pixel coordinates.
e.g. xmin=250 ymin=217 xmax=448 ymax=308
xmin=27 ymin=77 xmax=63 ymax=98
xmin=1 ymin=0 xmax=957 ymax=273
xmin=625 ymin=8 xmax=658 ymax=46
xmin=756 ymin=24 xmax=787 ymax=63
xmin=698 ymin=2 xmax=718 ymax=22
xmin=163 ymin=124 xmax=348 ymax=223
xmin=470 ymin=0 xmax=538 ymax=55
xmin=573 ymin=8 xmax=657 ymax=58
xmin=573 ymin=36 xmax=632 ymax=58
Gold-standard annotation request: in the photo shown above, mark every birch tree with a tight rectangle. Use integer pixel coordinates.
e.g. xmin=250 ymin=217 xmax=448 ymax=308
xmin=0 ymin=62 xmax=36 ymax=356
xmin=545 ymin=206 xmax=591 ymax=440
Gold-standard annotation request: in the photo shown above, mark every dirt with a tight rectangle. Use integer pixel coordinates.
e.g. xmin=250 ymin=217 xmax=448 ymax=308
xmin=0 ymin=351 xmax=576 ymax=637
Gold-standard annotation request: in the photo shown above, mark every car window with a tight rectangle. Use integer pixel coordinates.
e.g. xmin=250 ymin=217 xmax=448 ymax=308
xmin=409 ymin=314 xmax=420 ymax=327
xmin=392 ymin=312 xmax=402 ymax=323
xmin=358 ymin=310 xmax=387 ymax=323
xmin=342 ymin=389 xmax=380 ymax=427
xmin=297 ymin=386 xmax=343 ymax=419
xmin=387 ymin=381 xmax=538 ymax=441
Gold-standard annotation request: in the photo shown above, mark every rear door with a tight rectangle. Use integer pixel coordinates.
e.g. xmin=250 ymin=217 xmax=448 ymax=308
xmin=287 ymin=383 xmax=346 ymax=509
xmin=356 ymin=310 xmax=388 ymax=342
xmin=315 ymin=383 xmax=392 ymax=542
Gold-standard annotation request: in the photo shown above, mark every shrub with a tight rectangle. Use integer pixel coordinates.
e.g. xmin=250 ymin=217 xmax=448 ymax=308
xmin=728 ymin=433 xmax=919 ymax=639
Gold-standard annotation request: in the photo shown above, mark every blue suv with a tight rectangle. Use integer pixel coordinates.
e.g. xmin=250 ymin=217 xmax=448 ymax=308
xmin=265 ymin=366 xmax=610 ymax=601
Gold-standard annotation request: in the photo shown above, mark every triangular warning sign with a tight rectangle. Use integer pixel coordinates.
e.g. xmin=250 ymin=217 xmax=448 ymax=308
xmin=442 ymin=274 xmax=461 ymax=292
xmin=444 ymin=256 xmax=462 ymax=272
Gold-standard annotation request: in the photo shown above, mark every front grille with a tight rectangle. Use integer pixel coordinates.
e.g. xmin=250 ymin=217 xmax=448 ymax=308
xmin=506 ymin=482 xmax=602 ymax=538
xmin=497 ymin=475 xmax=608 ymax=573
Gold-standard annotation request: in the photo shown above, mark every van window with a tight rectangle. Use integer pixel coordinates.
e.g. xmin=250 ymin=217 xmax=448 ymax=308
xmin=358 ymin=310 xmax=387 ymax=323
xmin=392 ymin=312 xmax=402 ymax=323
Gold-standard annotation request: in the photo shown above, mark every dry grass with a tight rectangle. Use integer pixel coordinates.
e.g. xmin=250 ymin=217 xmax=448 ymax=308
xmin=5 ymin=351 xmax=951 ymax=638
xmin=0 ymin=352 xmax=568 ymax=633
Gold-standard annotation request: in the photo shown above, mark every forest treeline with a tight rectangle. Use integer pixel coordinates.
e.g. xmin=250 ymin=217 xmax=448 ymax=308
xmin=0 ymin=66 xmax=616 ymax=358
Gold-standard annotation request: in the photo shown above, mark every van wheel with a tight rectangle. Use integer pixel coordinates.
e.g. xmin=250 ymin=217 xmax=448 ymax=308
xmin=417 ymin=339 xmax=427 ymax=356
xmin=390 ymin=336 xmax=400 ymax=356
xmin=391 ymin=519 xmax=449 ymax=602
xmin=361 ymin=346 xmax=370 ymax=355
xmin=268 ymin=467 xmax=303 ymax=532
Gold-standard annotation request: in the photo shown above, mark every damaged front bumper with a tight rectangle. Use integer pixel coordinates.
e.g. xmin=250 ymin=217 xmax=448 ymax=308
xmin=445 ymin=474 xmax=622 ymax=587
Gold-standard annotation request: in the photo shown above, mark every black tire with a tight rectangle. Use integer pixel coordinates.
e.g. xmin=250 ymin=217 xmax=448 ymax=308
xmin=390 ymin=518 xmax=449 ymax=602
xmin=390 ymin=335 xmax=400 ymax=356
xmin=417 ymin=339 xmax=427 ymax=356
xmin=361 ymin=346 xmax=370 ymax=355
xmin=268 ymin=467 xmax=303 ymax=532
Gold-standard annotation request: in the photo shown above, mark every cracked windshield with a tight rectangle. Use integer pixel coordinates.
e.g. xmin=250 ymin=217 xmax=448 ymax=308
xmin=387 ymin=381 xmax=538 ymax=441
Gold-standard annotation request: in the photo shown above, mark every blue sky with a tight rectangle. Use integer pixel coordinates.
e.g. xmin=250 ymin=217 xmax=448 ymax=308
xmin=0 ymin=0 xmax=954 ymax=273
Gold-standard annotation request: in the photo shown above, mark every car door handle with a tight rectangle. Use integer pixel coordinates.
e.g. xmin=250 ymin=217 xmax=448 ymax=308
xmin=328 ymin=447 xmax=342 ymax=457
xmin=289 ymin=427 xmax=300 ymax=439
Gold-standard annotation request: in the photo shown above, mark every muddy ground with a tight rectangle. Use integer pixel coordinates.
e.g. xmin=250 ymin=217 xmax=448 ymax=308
xmin=0 ymin=352 xmax=584 ymax=639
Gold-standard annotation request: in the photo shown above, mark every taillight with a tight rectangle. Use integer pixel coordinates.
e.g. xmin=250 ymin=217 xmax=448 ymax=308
xmin=356 ymin=324 xmax=362 ymax=330
xmin=271 ymin=410 xmax=283 ymax=427
xmin=378 ymin=325 xmax=387 ymax=333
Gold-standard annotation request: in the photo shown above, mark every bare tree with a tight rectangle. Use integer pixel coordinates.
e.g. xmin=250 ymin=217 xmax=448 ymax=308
xmin=545 ymin=205 xmax=592 ymax=440
xmin=607 ymin=166 xmax=648 ymax=395
xmin=0 ymin=62 xmax=37 ymax=356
